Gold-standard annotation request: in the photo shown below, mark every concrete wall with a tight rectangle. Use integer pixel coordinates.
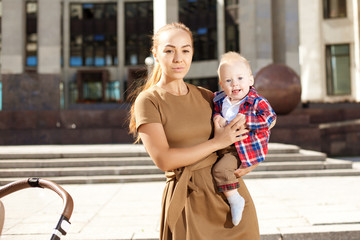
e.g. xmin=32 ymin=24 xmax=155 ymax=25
xmin=0 ymin=109 xmax=133 ymax=145
xmin=1 ymin=0 xmax=61 ymax=111
xmin=239 ymin=0 xmax=273 ymax=73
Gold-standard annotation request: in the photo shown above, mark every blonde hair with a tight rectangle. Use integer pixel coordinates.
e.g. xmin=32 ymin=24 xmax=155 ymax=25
xmin=217 ymin=51 xmax=253 ymax=79
xmin=128 ymin=22 xmax=193 ymax=142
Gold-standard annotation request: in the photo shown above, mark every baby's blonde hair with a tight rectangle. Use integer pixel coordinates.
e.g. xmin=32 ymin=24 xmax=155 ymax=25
xmin=217 ymin=51 xmax=252 ymax=77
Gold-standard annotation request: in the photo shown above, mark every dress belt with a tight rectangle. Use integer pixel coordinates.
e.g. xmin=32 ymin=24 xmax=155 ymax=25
xmin=165 ymin=154 xmax=217 ymax=232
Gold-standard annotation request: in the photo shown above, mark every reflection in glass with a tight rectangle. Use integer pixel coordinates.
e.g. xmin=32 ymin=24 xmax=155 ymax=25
xmin=179 ymin=0 xmax=217 ymax=61
xmin=225 ymin=0 xmax=239 ymax=52
xmin=70 ymin=3 xmax=117 ymax=67
xmin=0 ymin=82 xmax=2 ymax=111
xmin=125 ymin=2 xmax=153 ymax=66
xmin=26 ymin=1 xmax=38 ymax=67
xmin=326 ymin=44 xmax=351 ymax=96
xmin=185 ymin=77 xmax=218 ymax=92
xmin=323 ymin=0 xmax=347 ymax=19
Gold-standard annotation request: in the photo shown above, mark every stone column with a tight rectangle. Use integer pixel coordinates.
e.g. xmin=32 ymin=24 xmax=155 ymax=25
xmin=217 ymin=0 xmax=225 ymax=59
xmin=153 ymin=0 xmax=178 ymax=32
xmin=239 ymin=0 xmax=273 ymax=73
xmin=38 ymin=0 xmax=61 ymax=74
xmin=272 ymin=0 xmax=300 ymax=74
xmin=298 ymin=0 xmax=325 ymax=102
xmin=1 ymin=0 xmax=25 ymax=74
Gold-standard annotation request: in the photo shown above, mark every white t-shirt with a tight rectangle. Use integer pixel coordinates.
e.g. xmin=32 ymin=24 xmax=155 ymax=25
xmin=221 ymin=96 xmax=246 ymax=124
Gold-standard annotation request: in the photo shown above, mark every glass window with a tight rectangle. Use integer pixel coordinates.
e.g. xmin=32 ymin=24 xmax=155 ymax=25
xmin=125 ymin=2 xmax=153 ymax=66
xmin=0 ymin=0 xmax=2 ymax=65
xmin=179 ymin=0 xmax=217 ymax=61
xmin=325 ymin=44 xmax=351 ymax=96
xmin=69 ymin=3 xmax=117 ymax=67
xmin=225 ymin=0 xmax=239 ymax=52
xmin=323 ymin=0 xmax=346 ymax=19
xmin=0 ymin=0 xmax=2 ymax=111
xmin=25 ymin=1 xmax=38 ymax=68
xmin=185 ymin=77 xmax=218 ymax=92
xmin=0 ymin=81 xmax=2 ymax=111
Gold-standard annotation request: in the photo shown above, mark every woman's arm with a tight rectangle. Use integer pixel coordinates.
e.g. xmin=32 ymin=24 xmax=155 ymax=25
xmin=138 ymin=114 xmax=248 ymax=172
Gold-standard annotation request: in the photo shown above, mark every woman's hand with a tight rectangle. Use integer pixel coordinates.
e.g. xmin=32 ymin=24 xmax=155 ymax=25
xmin=213 ymin=114 xmax=249 ymax=150
xmin=234 ymin=163 xmax=260 ymax=177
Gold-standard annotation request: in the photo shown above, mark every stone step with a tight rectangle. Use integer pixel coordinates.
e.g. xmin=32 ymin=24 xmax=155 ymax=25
xmin=254 ymin=159 xmax=353 ymax=171
xmin=0 ymin=144 xmax=149 ymax=159
xmin=0 ymin=165 xmax=163 ymax=178
xmin=245 ymin=168 xmax=360 ymax=179
xmin=0 ymin=157 xmax=154 ymax=168
xmin=0 ymin=143 xmax=299 ymax=159
xmin=1 ymin=168 xmax=360 ymax=185
xmin=0 ymin=150 xmax=323 ymax=168
xmin=0 ymin=174 xmax=167 ymax=185
xmin=0 ymin=143 xmax=356 ymax=184
xmin=0 ymin=157 xmax=348 ymax=172
xmin=265 ymin=149 xmax=326 ymax=162
xmin=0 ymin=158 xmax=353 ymax=179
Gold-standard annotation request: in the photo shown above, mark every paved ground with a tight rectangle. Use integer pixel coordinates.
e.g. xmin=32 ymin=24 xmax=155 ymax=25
xmin=0 ymin=144 xmax=360 ymax=240
xmin=1 ymin=175 xmax=360 ymax=240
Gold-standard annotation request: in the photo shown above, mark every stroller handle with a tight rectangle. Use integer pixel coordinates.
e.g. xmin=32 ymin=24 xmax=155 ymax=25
xmin=0 ymin=178 xmax=74 ymax=240
xmin=0 ymin=178 xmax=73 ymax=220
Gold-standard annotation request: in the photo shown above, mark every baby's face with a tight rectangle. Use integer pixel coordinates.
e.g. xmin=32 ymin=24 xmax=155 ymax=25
xmin=219 ymin=60 xmax=254 ymax=104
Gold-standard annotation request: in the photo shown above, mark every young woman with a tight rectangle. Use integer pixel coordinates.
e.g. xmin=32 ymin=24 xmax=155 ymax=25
xmin=129 ymin=22 xmax=260 ymax=240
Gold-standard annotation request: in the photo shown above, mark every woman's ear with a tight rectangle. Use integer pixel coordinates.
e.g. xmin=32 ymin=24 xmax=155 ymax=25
xmin=152 ymin=50 xmax=159 ymax=63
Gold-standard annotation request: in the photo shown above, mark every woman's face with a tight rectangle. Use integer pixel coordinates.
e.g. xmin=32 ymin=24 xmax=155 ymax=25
xmin=154 ymin=29 xmax=193 ymax=81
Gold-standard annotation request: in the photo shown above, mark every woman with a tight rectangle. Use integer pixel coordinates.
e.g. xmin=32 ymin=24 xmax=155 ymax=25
xmin=129 ymin=22 xmax=260 ymax=240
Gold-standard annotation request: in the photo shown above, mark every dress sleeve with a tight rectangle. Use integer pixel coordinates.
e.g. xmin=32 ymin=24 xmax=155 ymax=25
xmin=134 ymin=92 xmax=162 ymax=131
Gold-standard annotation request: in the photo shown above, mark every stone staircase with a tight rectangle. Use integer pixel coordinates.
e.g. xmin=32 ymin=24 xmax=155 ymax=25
xmin=0 ymin=143 xmax=359 ymax=185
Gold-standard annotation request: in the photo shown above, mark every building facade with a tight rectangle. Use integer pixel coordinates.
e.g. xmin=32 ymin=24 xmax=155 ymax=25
xmin=0 ymin=0 xmax=359 ymax=145
xmin=1 ymin=0 xmax=359 ymax=110
xmin=299 ymin=0 xmax=360 ymax=103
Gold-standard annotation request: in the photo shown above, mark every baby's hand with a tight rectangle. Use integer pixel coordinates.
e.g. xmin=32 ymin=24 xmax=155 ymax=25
xmin=214 ymin=115 xmax=227 ymax=128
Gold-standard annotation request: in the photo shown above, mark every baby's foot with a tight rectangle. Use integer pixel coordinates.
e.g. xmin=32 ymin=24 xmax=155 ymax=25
xmin=227 ymin=193 xmax=245 ymax=226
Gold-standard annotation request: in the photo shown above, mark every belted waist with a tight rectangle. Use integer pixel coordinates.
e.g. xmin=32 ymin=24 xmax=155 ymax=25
xmin=165 ymin=154 xmax=217 ymax=232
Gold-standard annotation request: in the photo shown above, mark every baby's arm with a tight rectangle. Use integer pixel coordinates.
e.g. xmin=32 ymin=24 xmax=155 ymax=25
xmin=214 ymin=115 xmax=227 ymax=128
xmin=246 ymin=98 xmax=276 ymax=133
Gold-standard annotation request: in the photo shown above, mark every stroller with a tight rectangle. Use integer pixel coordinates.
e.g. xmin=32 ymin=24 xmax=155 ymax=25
xmin=0 ymin=178 xmax=74 ymax=240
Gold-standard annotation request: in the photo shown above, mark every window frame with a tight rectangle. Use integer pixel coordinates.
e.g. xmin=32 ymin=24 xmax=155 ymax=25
xmin=25 ymin=0 xmax=38 ymax=70
xmin=124 ymin=1 xmax=153 ymax=66
xmin=179 ymin=0 xmax=218 ymax=61
xmin=323 ymin=0 xmax=347 ymax=19
xmin=325 ymin=44 xmax=352 ymax=96
xmin=224 ymin=0 xmax=239 ymax=53
xmin=69 ymin=2 xmax=118 ymax=68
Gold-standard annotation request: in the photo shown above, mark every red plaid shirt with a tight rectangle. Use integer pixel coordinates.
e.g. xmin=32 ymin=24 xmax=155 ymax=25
xmin=213 ymin=86 xmax=277 ymax=167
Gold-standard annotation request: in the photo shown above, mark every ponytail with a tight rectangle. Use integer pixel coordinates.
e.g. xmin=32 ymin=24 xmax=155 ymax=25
xmin=128 ymin=64 xmax=162 ymax=143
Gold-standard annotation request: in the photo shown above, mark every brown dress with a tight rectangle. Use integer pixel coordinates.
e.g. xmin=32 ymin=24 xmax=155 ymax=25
xmin=135 ymin=83 xmax=260 ymax=240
